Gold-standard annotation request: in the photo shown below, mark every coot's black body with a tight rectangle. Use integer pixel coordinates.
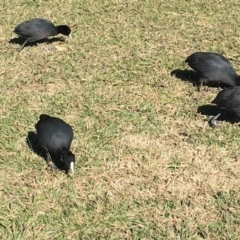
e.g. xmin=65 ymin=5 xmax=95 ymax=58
xmin=35 ymin=114 xmax=75 ymax=174
xmin=185 ymin=52 xmax=240 ymax=90
xmin=212 ymin=86 xmax=240 ymax=116
xmin=14 ymin=18 xmax=71 ymax=51
xmin=210 ymin=86 xmax=240 ymax=127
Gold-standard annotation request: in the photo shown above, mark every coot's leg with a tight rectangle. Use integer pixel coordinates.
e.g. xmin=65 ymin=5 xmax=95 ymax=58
xmin=45 ymin=150 xmax=52 ymax=163
xmin=198 ymin=78 xmax=210 ymax=92
xmin=210 ymin=113 xmax=221 ymax=128
xmin=18 ymin=39 xmax=28 ymax=52
xmin=43 ymin=147 xmax=56 ymax=169
xmin=198 ymin=80 xmax=203 ymax=92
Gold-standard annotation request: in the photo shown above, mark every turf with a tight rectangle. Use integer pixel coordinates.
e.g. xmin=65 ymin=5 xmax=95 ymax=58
xmin=1 ymin=0 xmax=240 ymax=239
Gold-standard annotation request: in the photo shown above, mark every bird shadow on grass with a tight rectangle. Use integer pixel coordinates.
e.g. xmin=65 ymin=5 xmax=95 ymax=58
xmin=171 ymin=69 xmax=231 ymax=89
xmin=197 ymin=104 xmax=239 ymax=125
xmin=26 ymin=131 xmax=47 ymax=162
xmin=9 ymin=37 xmax=65 ymax=49
xmin=171 ymin=69 xmax=199 ymax=87
xmin=26 ymin=131 xmax=69 ymax=173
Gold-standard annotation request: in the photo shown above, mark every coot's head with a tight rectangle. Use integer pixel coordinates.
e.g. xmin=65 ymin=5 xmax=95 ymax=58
xmin=56 ymin=25 xmax=72 ymax=37
xmin=61 ymin=151 xmax=75 ymax=174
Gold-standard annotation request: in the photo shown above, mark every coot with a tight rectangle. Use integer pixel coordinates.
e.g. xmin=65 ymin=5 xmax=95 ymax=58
xmin=14 ymin=18 xmax=71 ymax=51
xmin=35 ymin=114 xmax=75 ymax=174
xmin=185 ymin=52 xmax=240 ymax=91
xmin=210 ymin=86 xmax=240 ymax=127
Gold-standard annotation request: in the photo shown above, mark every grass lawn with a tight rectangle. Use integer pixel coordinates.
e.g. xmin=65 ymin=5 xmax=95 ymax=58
xmin=1 ymin=0 xmax=240 ymax=239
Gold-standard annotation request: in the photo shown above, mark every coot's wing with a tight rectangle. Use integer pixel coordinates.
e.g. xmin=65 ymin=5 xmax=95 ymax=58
xmin=226 ymin=88 xmax=240 ymax=109
xmin=213 ymin=87 xmax=240 ymax=107
xmin=36 ymin=117 xmax=73 ymax=154
xmin=14 ymin=19 xmax=56 ymax=41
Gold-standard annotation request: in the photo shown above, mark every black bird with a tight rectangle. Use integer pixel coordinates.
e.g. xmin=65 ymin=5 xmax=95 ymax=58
xmin=14 ymin=18 xmax=71 ymax=51
xmin=35 ymin=114 xmax=75 ymax=174
xmin=185 ymin=52 xmax=240 ymax=91
xmin=210 ymin=86 xmax=240 ymax=127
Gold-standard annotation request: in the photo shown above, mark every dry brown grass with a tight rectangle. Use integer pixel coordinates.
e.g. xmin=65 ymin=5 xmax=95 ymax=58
xmin=1 ymin=0 xmax=240 ymax=239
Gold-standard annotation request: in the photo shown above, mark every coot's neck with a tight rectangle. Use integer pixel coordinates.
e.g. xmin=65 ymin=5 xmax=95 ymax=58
xmin=59 ymin=148 xmax=71 ymax=156
xmin=236 ymin=75 xmax=240 ymax=86
xmin=56 ymin=25 xmax=70 ymax=36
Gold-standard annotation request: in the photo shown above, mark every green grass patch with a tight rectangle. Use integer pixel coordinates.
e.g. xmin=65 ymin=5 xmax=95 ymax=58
xmin=0 ymin=0 xmax=240 ymax=239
